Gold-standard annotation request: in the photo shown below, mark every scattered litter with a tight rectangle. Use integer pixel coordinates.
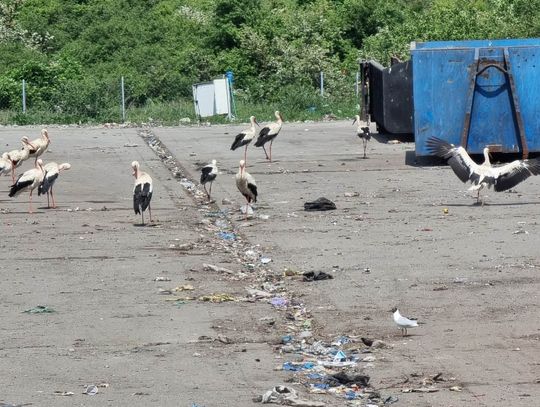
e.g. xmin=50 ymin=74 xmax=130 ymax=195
xmin=240 ymin=204 xmax=254 ymax=215
xmin=443 ymin=208 xmax=449 ymax=214
xmin=512 ymin=229 xmax=529 ymax=235
xmin=327 ymin=371 xmax=370 ymax=387
xmin=387 ymin=139 xmax=401 ymax=144
xmin=222 ymin=198 xmax=233 ymax=205
xmin=217 ymin=231 xmax=236 ymax=240
xmin=23 ymin=305 xmax=55 ymax=314
xmin=449 ymin=386 xmax=462 ymax=392
xmin=83 ymin=385 xmax=98 ymax=396
xmin=217 ymin=334 xmax=231 ymax=344
xmin=433 ymin=286 xmax=448 ymax=291
xmin=255 ymin=385 xmax=325 ymax=406
xmin=174 ymin=284 xmax=194 ymax=291
xmin=123 ymin=143 xmax=139 ymax=147
xmin=402 ymin=387 xmax=439 ymax=393
xmin=203 ymin=263 xmax=236 ymax=275
xmin=270 ymin=297 xmax=289 ymax=307
xmin=246 ymin=288 xmax=273 ymax=298
xmin=304 ymin=197 xmax=336 ymax=211
xmin=261 ymin=257 xmax=272 ymax=264
xmin=384 ymin=395 xmax=399 ymax=404
xmin=198 ymin=293 xmax=237 ymax=303
xmin=303 ymin=271 xmax=334 ymax=282
xmin=259 ymin=214 xmax=270 ymax=220
xmin=282 ymin=335 xmax=294 ymax=344
xmin=54 ymin=391 xmax=74 ymax=396
xmin=154 ymin=276 xmax=171 ymax=282
xmin=344 ymin=192 xmax=359 ymax=197
xmin=283 ymin=361 xmax=315 ymax=371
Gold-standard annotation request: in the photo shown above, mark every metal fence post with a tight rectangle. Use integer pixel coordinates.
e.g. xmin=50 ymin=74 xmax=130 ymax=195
xmin=320 ymin=71 xmax=324 ymax=97
xmin=22 ymin=79 xmax=26 ymax=114
xmin=121 ymin=76 xmax=126 ymax=122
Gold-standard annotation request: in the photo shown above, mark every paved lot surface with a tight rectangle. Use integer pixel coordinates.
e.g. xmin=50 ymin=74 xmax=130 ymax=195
xmin=1 ymin=122 xmax=539 ymax=406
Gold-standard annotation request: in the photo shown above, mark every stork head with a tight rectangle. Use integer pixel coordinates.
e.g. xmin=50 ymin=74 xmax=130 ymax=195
xmin=41 ymin=129 xmax=49 ymax=141
xmin=239 ymin=159 xmax=246 ymax=174
xmin=353 ymin=115 xmax=360 ymax=125
xmin=21 ymin=136 xmax=36 ymax=150
xmin=275 ymin=111 xmax=283 ymax=121
xmin=1 ymin=152 xmax=8 ymax=160
xmin=131 ymin=161 xmax=140 ymax=177
xmin=211 ymin=159 xmax=217 ymax=166
xmin=389 ymin=307 xmax=398 ymax=313
xmin=250 ymin=115 xmax=259 ymax=127
xmin=59 ymin=163 xmax=71 ymax=171
xmin=36 ymin=158 xmax=44 ymax=172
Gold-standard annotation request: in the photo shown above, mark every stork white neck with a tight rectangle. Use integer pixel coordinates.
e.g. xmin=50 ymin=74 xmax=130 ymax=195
xmin=483 ymin=147 xmax=491 ymax=166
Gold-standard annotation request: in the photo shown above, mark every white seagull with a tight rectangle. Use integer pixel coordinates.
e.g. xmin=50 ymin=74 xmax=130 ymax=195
xmin=38 ymin=162 xmax=71 ymax=208
xmin=22 ymin=129 xmax=50 ymax=165
xmin=8 ymin=158 xmax=45 ymax=213
xmin=230 ymin=116 xmax=259 ymax=163
xmin=200 ymin=159 xmax=218 ymax=199
xmin=254 ymin=110 xmax=283 ymax=162
xmin=391 ymin=307 xmax=418 ymax=336
xmin=235 ymin=160 xmax=258 ymax=219
xmin=132 ymin=161 xmax=153 ymax=225
xmin=427 ymin=137 xmax=540 ymax=204
xmin=353 ymin=115 xmax=371 ymax=159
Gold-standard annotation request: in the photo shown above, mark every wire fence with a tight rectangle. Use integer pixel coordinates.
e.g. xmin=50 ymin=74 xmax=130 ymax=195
xmin=3 ymin=70 xmax=363 ymax=124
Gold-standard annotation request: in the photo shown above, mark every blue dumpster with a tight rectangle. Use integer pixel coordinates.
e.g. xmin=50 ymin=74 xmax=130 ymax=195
xmin=413 ymin=38 xmax=540 ymax=158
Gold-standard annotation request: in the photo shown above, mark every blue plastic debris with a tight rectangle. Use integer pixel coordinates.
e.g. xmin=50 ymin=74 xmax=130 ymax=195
xmin=217 ymin=231 xmax=236 ymax=240
xmin=281 ymin=335 xmax=294 ymax=344
xmin=345 ymin=390 xmax=357 ymax=400
xmin=312 ymin=383 xmax=330 ymax=390
xmin=283 ymin=361 xmax=315 ymax=371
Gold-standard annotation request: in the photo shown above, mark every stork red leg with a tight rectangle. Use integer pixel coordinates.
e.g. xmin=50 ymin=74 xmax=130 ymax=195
xmin=51 ymin=187 xmax=56 ymax=209
xmin=148 ymin=204 xmax=152 ymax=223
xmin=244 ymin=145 xmax=248 ymax=164
xmin=262 ymin=145 xmax=269 ymax=160
xmin=269 ymin=140 xmax=273 ymax=162
xmin=28 ymin=189 xmax=34 ymax=214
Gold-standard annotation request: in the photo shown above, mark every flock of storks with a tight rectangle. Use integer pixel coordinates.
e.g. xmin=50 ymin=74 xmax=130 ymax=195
xmin=0 ymin=129 xmax=71 ymax=213
xmin=3 ymin=116 xmax=540 ymax=220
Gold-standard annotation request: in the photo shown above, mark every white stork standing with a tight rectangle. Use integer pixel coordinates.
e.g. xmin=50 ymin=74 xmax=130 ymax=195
xmin=200 ymin=159 xmax=218 ymax=200
xmin=6 ymin=141 xmax=32 ymax=183
xmin=254 ymin=110 xmax=283 ymax=162
xmin=391 ymin=307 xmax=419 ymax=336
xmin=235 ymin=160 xmax=258 ymax=219
xmin=353 ymin=115 xmax=371 ymax=159
xmin=22 ymin=129 xmax=50 ymax=165
xmin=132 ymin=161 xmax=153 ymax=225
xmin=38 ymin=162 xmax=71 ymax=208
xmin=0 ymin=153 xmax=13 ymax=178
xmin=230 ymin=116 xmax=259 ymax=164
xmin=427 ymin=136 xmax=540 ymax=205
xmin=8 ymin=158 xmax=45 ymax=213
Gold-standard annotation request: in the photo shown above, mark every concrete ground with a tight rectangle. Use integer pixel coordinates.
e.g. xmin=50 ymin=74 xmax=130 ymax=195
xmin=0 ymin=121 xmax=539 ymax=406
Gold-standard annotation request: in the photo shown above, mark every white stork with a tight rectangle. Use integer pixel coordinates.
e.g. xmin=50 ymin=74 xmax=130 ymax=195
xmin=38 ymin=162 xmax=71 ymax=208
xmin=22 ymin=129 xmax=50 ymax=165
xmin=427 ymin=137 xmax=540 ymax=204
xmin=235 ymin=160 xmax=258 ymax=219
xmin=8 ymin=158 xmax=45 ymax=213
xmin=132 ymin=161 xmax=153 ymax=225
xmin=353 ymin=115 xmax=371 ymax=159
xmin=6 ymin=141 xmax=32 ymax=183
xmin=200 ymin=159 xmax=218 ymax=200
xmin=230 ymin=116 xmax=259 ymax=163
xmin=0 ymin=153 xmax=13 ymax=177
xmin=254 ymin=110 xmax=283 ymax=162
xmin=391 ymin=307 xmax=419 ymax=336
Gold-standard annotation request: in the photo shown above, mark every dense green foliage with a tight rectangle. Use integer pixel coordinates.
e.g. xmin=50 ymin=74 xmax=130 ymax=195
xmin=1 ymin=0 xmax=539 ymax=124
